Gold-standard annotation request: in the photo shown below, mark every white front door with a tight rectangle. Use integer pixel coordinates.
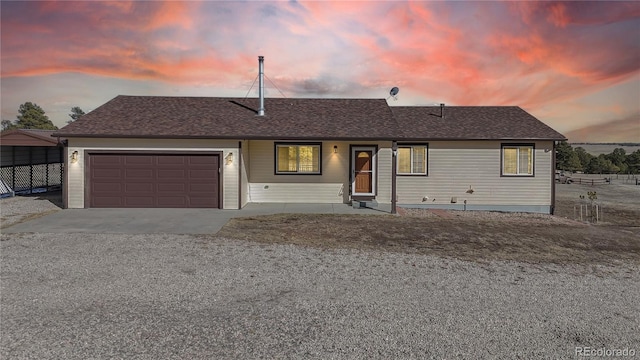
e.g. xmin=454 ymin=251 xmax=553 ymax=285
xmin=351 ymin=146 xmax=376 ymax=196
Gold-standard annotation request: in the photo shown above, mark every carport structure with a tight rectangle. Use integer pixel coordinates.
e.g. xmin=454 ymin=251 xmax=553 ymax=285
xmin=0 ymin=129 xmax=64 ymax=195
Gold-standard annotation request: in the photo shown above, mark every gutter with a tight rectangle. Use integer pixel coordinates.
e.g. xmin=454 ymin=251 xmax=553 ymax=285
xmin=50 ymin=134 xmax=568 ymax=142
xmin=391 ymin=141 xmax=397 ymax=214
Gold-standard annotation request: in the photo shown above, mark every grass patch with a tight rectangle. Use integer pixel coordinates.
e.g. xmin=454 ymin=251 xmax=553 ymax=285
xmin=216 ymin=213 xmax=640 ymax=265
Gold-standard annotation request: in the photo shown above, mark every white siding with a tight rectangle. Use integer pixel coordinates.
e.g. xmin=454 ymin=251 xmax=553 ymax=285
xmin=240 ymin=140 xmax=250 ymax=207
xmin=66 ymin=138 xmax=241 ymax=209
xmin=247 ymin=140 xmax=392 ymax=203
xmin=376 ymin=146 xmax=392 ymax=203
xmin=396 ymin=141 xmax=554 ymax=208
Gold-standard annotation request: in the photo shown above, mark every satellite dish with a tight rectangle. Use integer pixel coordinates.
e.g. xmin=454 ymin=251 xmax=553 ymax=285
xmin=388 ymin=86 xmax=399 ymax=101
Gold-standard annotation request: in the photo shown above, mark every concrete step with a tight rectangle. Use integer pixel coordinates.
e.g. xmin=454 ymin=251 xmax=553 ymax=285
xmin=352 ymin=199 xmax=378 ymax=209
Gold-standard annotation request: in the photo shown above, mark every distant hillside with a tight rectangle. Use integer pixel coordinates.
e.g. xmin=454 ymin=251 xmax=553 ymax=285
xmin=564 ymin=115 xmax=639 ymax=143
xmin=569 ymin=143 xmax=640 ymax=156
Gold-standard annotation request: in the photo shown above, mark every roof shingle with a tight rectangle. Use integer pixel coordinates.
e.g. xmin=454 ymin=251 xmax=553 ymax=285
xmin=391 ymin=106 xmax=566 ymax=140
xmin=53 ymin=95 xmax=565 ymax=141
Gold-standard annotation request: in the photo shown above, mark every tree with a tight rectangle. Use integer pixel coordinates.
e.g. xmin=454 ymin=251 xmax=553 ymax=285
xmin=556 ymin=141 xmax=582 ymax=172
xmin=574 ymin=147 xmax=593 ymax=172
xmin=67 ymin=106 xmax=85 ymax=124
xmin=605 ymin=148 xmax=627 ymax=173
xmin=626 ymin=150 xmax=640 ymax=174
xmin=586 ymin=154 xmax=619 ymax=174
xmin=14 ymin=102 xmax=58 ymax=130
xmin=566 ymin=151 xmax=582 ymax=172
xmin=1 ymin=119 xmax=16 ymax=131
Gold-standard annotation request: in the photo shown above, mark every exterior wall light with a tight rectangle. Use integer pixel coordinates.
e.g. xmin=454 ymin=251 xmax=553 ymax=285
xmin=333 ymin=145 xmax=338 ymax=153
xmin=225 ymin=152 xmax=233 ymax=165
xmin=70 ymin=151 xmax=79 ymax=163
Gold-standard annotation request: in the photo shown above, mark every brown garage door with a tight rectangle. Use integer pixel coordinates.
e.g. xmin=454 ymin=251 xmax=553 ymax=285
xmin=88 ymin=153 xmax=219 ymax=208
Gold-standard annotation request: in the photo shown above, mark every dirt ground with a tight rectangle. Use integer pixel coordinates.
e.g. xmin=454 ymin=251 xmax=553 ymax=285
xmin=6 ymin=187 xmax=639 ymax=267
xmin=218 ymin=181 xmax=640 ymax=267
xmin=555 ymin=180 xmax=640 ymax=226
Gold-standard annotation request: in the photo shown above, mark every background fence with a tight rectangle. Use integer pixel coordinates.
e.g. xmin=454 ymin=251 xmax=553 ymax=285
xmin=570 ymin=177 xmax=610 ymax=185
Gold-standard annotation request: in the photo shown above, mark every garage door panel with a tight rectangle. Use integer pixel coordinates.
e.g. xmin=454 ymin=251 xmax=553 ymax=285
xmin=92 ymin=155 xmax=122 ymax=165
xmin=158 ymin=183 xmax=186 ymax=192
xmin=189 ymin=196 xmax=218 ymax=207
xmin=158 ymin=169 xmax=186 ymax=178
xmin=189 ymin=183 xmax=216 ymax=192
xmin=92 ymin=183 xmax=122 ymax=192
xmin=189 ymin=156 xmax=218 ymax=165
xmin=92 ymin=197 xmax=123 ymax=207
xmin=124 ymin=156 xmax=153 ymax=165
xmin=124 ymin=196 xmax=156 ymax=207
xmin=157 ymin=196 xmax=188 ymax=207
xmin=125 ymin=183 xmax=154 ymax=192
xmin=190 ymin=169 xmax=218 ymax=178
xmin=89 ymin=153 xmax=219 ymax=208
xmin=93 ymin=169 xmax=122 ymax=178
xmin=157 ymin=156 xmax=186 ymax=165
xmin=125 ymin=169 xmax=154 ymax=179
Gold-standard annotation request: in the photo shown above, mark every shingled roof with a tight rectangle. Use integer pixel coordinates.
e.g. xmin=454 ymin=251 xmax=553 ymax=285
xmin=53 ymin=95 xmax=565 ymax=141
xmin=54 ymin=96 xmax=398 ymax=140
xmin=392 ymin=106 xmax=566 ymax=140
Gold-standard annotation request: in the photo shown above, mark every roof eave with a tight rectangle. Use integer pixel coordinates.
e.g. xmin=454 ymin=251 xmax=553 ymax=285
xmin=55 ymin=133 xmax=402 ymax=141
xmin=397 ymin=137 xmax=567 ymax=141
xmin=1 ymin=129 xmax=61 ymax=145
xmin=56 ymin=133 xmax=566 ymax=142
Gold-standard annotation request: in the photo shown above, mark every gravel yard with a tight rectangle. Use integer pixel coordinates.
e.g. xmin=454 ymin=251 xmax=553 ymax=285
xmin=0 ymin=194 xmax=61 ymax=229
xmin=1 ymin=195 xmax=639 ymax=359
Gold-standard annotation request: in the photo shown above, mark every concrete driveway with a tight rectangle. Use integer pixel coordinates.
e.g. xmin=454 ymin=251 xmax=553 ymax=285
xmin=2 ymin=203 xmax=391 ymax=235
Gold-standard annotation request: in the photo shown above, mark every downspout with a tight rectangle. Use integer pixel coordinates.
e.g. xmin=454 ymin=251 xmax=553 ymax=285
xmin=258 ymin=56 xmax=265 ymax=116
xmin=551 ymin=141 xmax=557 ymax=215
xmin=57 ymin=136 xmax=68 ymax=209
xmin=391 ymin=141 xmax=397 ymax=214
xmin=238 ymin=141 xmax=242 ymax=209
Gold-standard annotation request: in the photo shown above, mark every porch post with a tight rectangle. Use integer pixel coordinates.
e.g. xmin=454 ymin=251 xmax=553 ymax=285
xmin=11 ymin=146 xmax=16 ymax=190
xmin=45 ymin=147 xmax=49 ymax=189
xmin=391 ymin=141 xmax=397 ymax=214
xmin=29 ymin=146 xmax=33 ymax=194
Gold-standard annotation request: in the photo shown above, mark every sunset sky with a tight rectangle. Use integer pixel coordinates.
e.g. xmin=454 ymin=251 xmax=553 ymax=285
xmin=1 ymin=1 xmax=639 ymax=142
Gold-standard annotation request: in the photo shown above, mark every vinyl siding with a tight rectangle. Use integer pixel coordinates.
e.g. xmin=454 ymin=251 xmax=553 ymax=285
xmin=66 ymin=138 xmax=240 ymax=209
xmin=396 ymin=140 xmax=553 ymax=208
xmin=240 ymin=140 xmax=250 ymax=207
xmin=376 ymin=147 xmax=392 ymax=203
xmin=247 ymin=140 xmax=392 ymax=203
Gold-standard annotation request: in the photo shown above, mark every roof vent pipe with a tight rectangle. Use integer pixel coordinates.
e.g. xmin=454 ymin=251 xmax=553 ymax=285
xmin=258 ymin=56 xmax=265 ymax=116
xmin=440 ymin=103 xmax=445 ymax=118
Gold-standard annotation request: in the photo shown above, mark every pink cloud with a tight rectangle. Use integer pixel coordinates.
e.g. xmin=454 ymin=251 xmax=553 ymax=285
xmin=1 ymin=0 xmax=638 ymax=140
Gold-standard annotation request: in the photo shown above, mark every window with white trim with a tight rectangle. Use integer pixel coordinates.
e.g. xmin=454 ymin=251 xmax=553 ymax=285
xmin=397 ymin=145 xmax=427 ymax=175
xmin=502 ymin=144 xmax=534 ymax=176
xmin=275 ymin=143 xmax=321 ymax=174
